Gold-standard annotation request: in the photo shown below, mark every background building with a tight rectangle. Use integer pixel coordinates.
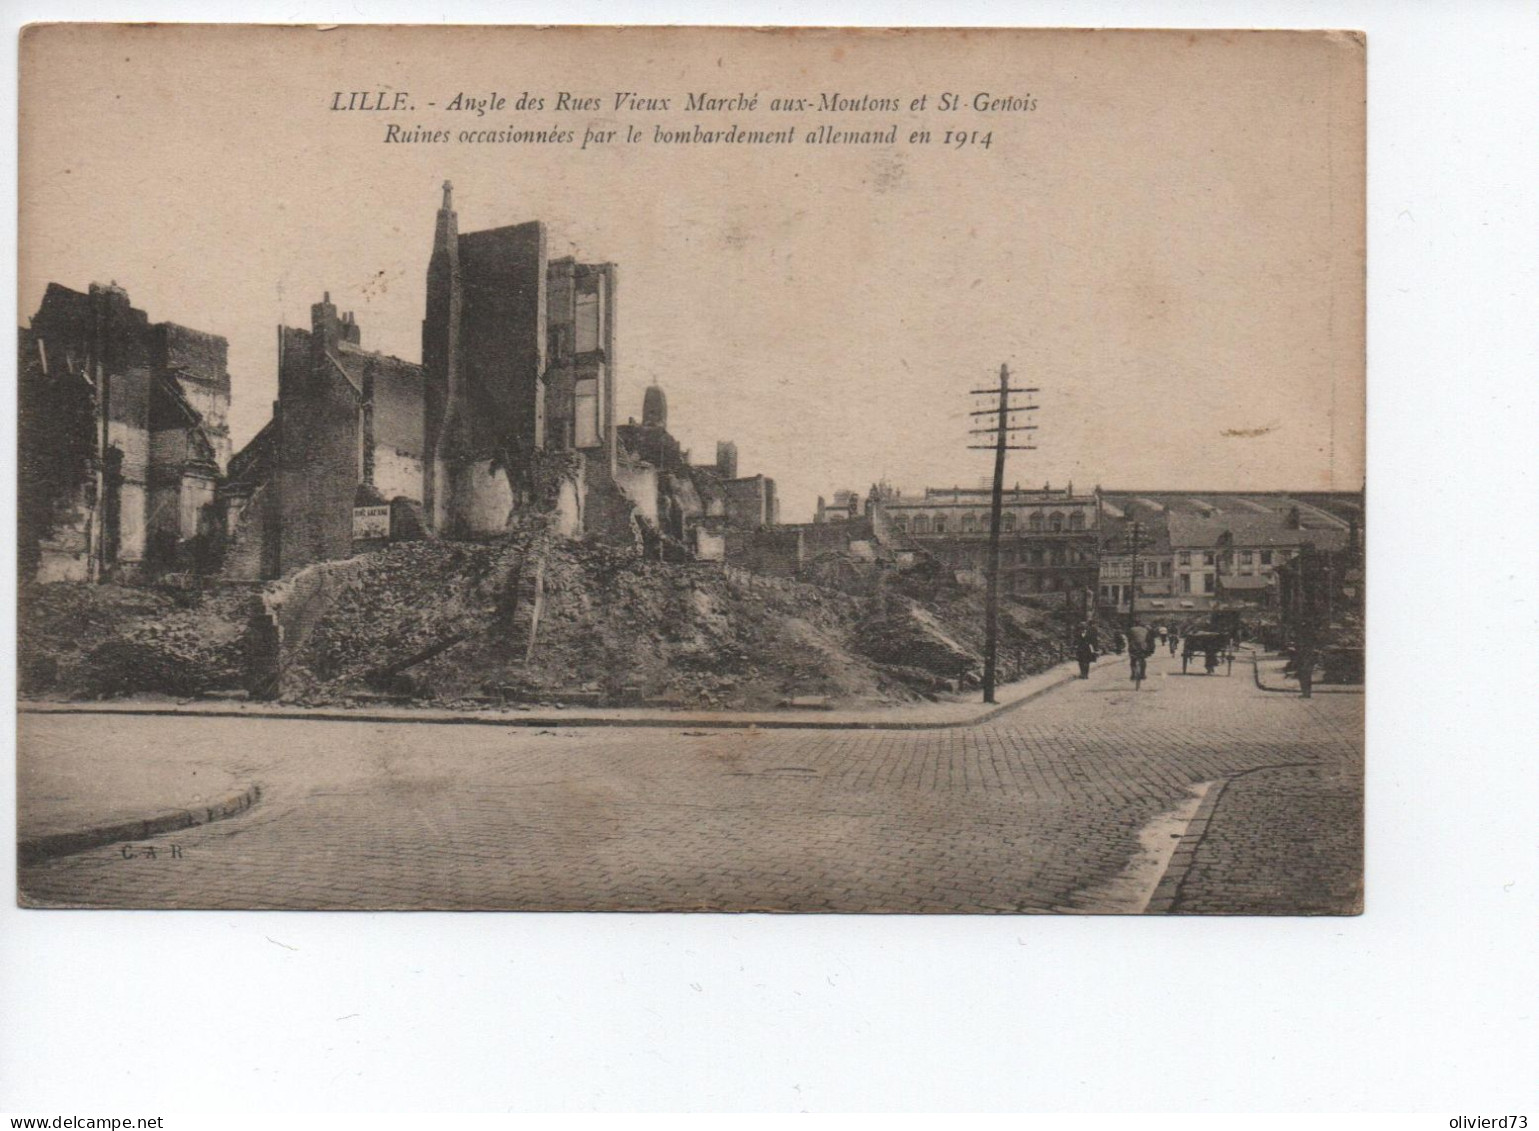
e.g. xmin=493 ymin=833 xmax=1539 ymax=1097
xmin=1096 ymin=510 xmax=1174 ymax=614
xmin=1099 ymin=491 xmax=1360 ymax=616
xmin=872 ymin=484 xmax=1099 ymax=599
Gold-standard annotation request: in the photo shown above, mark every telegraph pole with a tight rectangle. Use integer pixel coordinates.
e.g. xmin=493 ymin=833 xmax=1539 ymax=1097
xmin=969 ymin=363 xmax=1039 ymax=703
xmin=1122 ymin=518 xmax=1156 ymax=689
xmin=1123 ymin=518 xmax=1152 ymax=634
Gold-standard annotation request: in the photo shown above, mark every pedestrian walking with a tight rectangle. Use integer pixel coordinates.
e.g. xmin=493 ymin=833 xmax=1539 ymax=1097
xmin=1296 ymin=638 xmax=1316 ymax=698
xmin=1168 ymin=627 xmax=1179 ymax=656
xmin=1075 ymin=622 xmax=1099 ymax=679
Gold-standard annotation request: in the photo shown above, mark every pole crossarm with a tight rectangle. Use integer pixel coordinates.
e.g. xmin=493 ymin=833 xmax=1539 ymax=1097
xmin=975 ymin=362 xmax=1038 ymax=705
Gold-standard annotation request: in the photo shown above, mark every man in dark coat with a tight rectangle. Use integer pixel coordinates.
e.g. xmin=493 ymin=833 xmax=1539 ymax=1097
xmin=1074 ymin=622 xmax=1099 ymax=679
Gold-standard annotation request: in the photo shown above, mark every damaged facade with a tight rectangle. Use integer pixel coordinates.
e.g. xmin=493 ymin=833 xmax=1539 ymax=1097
xmin=20 ymin=185 xmax=798 ymax=589
xmin=423 ymin=181 xmax=621 ymax=540
xmin=18 ymin=282 xmax=231 ymax=581
xmin=219 ymin=295 xmax=429 ymax=579
xmin=24 ymin=185 xmax=789 ymax=587
xmin=815 ymin=489 xmax=863 ymax=524
xmin=614 ymin=382 xmax=781 ymax=564
xmin=223 ymin=182 xmax=639 ymax=578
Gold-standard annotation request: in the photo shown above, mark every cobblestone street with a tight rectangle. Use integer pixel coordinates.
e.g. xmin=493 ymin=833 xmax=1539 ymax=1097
xmin=17 ymin=650 xmax=1363 ymax=913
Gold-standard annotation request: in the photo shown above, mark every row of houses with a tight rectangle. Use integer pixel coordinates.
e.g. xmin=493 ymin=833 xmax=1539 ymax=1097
xmin=814 ymin=484 xmax=1361 ymax=618
xmin=1094 ymin=491 xmax=1359 ymax=617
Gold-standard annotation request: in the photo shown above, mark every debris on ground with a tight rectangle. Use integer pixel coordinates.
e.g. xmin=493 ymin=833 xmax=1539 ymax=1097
xmin=20 ymin=532 xmax=1076 ymax=710
xmin=280 ymin=534 xmax=1070 ymax=709
xmin=18 ymin=581 xmax=251 ymax=699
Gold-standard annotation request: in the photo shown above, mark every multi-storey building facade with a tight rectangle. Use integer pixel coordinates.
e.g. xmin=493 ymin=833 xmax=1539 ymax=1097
xmin=1096 ymin=512 xmax=1174 ymax=613
xmin=1099 ymin=493 xmax=1359 ymax=615
xmin=872 ymin=485 xmax=1099 ymax=598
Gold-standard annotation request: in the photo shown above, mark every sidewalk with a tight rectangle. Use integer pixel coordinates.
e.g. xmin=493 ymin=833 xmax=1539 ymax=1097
xmin=1250 ymin=650 xmax=1364 ymax=695
xmin=18 ymin=742 xmax=261 ymax=865
xmin=18 ymin=654 xmax=1121 ymax=733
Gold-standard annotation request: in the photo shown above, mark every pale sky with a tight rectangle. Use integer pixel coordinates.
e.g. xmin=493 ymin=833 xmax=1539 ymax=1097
xmin=19 ymin=25 xmax=1364 ymax=523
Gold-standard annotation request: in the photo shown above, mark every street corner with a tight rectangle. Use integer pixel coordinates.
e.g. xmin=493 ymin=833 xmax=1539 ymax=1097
xmin=17 ymin=776 xmax=262 ymax=868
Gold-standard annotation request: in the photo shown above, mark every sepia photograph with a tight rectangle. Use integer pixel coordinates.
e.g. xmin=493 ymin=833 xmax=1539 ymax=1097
xmin=15 ymin=24 xmax=1366 ymax=913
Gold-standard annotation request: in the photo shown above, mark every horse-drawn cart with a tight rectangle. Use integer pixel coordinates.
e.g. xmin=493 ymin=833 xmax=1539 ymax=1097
xmin=1181 ymin=630 xmax=1235 ymax=676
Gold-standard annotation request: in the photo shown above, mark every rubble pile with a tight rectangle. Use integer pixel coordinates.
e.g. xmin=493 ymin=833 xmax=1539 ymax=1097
xmin=20 ymin=536 xmax=1073 ymax=710
xmin=798 ymin=551 xmax=1070 ymax=690
xmin=286 ymin=539 xmax=528 ymax=699
xmin=357 ymin=537 xmax=894 ymax=709
xmin=864 ymin=590 xmax=1068 ymax=690
xmin=18 ymin=582 xmax=249 ymax=699
xmin=282 ymin=536 xmax=1069 ymax=709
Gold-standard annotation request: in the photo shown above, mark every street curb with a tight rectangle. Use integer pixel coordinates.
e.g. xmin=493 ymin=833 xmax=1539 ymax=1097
xmin=1250 ymin=654 xmax=1363 ymax=696
xmin=19 ymin=659 xmax=1113 ymax=733
xmin=1144 ymin=778 xmax=1230 ymax=914
xmin=18 ymin=783 xmax=262 ymax=866
xmin=1143 ymin=758 xmax=1323 ymax=914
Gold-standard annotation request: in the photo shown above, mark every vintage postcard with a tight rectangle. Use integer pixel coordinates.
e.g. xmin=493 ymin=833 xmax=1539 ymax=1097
xmin=15 ymin=25 xmax=1365 ymax=912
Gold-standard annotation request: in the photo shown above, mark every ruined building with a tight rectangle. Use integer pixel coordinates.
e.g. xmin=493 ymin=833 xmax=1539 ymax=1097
xmin=223 ymin=183 xmax=631 ymax=578
xmin=815 ymin=489 xmax=864 ymax=524
xmin=424 ymin=180 xmax=620 ymax=538
xmin=29 ymin=186 xmax=783 ymax=584
xmin=220 ymin=295 xmax=427 ymax=579
xmin=614 ymin=382 xmax=786 ymax=565
xmin=19 ymin=282 xmax=232 ymax=581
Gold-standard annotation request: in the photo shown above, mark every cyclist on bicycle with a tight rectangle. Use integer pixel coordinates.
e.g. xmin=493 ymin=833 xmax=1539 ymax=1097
xmin=1127 ymin=621 xmax=1154 ymax=683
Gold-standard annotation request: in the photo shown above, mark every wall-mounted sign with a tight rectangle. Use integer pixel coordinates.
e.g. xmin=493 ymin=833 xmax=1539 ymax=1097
xmin=353 ymin=505 xmax=391 ymax=540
